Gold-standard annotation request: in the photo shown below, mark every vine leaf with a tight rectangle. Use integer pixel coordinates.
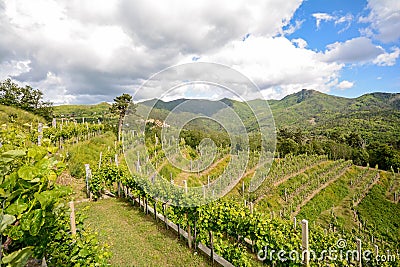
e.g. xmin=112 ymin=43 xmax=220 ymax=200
xmin=0 ymin=213 xmax=16 ymax=232
xmin=1 ymin=246 xmax=33 ymax=266
xmin=5 ymin=197 xmax=28 ymax=216
xmin=17 ymin=166 xmax=37 ymax=181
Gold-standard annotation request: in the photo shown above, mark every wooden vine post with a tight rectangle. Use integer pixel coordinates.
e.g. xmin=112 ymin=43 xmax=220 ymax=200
xmin=38 ymin=123 xmax=43 ymax=146
xmin=69 ymin=201 xmax=77 ymax=235
xmin=85 ymin=164 xmax=92 ymax=199
xmin=301 ymin=219 xmax=309 ymax=266
xmin=209 ymin=231 xmax=214 ymax=265
xmin=356 ymin=239 xmax=362 ymax=267
xmin=115 ymin=154 xmax=121 ymax=197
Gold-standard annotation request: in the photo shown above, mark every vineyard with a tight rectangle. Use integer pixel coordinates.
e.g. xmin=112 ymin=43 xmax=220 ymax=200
xmin=1 ymin=107 xmax=400 ymax=266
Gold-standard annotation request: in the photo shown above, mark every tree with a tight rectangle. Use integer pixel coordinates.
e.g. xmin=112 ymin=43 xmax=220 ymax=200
xmin=110 ymin=93 xmax=134 ymax=142
xmin=0 ymin=78 xmax=53 ymax=120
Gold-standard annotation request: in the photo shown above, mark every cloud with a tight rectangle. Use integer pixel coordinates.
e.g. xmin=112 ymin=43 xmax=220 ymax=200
xmin=373 ymin=47 xmax=400 ymax=66
xmin=320 ymin=37 xmax=384 ymax=64
xmin=361 ymin=0 xmax=400 ymax=43
xmin=282 ymin=19 xmax=304 ymax=35
xmin=335 ymin=14 xmax=353 ymax=33
xmin=337 ymin=80 xmax=354 ymax=90
xmin=291 ymin=38 xmax=308 ymax=49
xmin=312 ymin=13 xmax=335 ymax=29
xmin=197 ymin=36 xmax=343 ymax=99
xmin=312 ymin=12 xmax=353 ymax=33
xmin=0 ymin=0 xmax=306 ymax=103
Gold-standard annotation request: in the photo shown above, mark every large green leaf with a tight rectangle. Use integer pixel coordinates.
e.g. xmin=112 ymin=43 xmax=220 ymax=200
xmin=0 ymin=214 xmax=16 ymax=232
xmin=1 ymin=246 xmax=33 ymax=266
xmin=5 ymin=198 xmax=28 ymax=216
xmin=17 ymin=165 xmax=37 ymax=181
xmin=0 ymin=150 xmax=26 ymax=163
xmin=29 ymin=209 xmax=45 ymax=236
xmin=27 ymin=146 xmax=47 ymax=161
xmin=34 ymin=191 xmax=56 ymax=210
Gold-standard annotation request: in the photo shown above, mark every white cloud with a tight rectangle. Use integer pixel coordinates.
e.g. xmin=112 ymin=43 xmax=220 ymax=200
xmin=361 ymin=0 xmax=400 ymax=43
xmin=291 ymin=38 xmax=308 ymax=49
xmin=337 ymin=80 xmax=354 ymax=90
xmin=312 ymin=13 xmax=335 ymax=29
xmin=282 ymin=19 xmax=304 ymax=35
xmin=197 ymin=36 xmax=343 ymax=99
xmin=0 ymin=0 xmax=307 ymax=103
xmin=373 ymin=47 xmax=400 ymax=66
xmin=320 ymin=37 xmax=384 ymax=64
xmin=313 ymin=12 xmax=353 ymax=33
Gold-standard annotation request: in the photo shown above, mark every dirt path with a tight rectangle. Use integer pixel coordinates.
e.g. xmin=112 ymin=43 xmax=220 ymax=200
xmin=292 ymin=166 xmax=350 ymax=216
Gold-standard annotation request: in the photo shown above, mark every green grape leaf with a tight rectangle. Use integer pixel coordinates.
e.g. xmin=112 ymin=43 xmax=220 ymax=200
xmin=5 ymin=198 xmax=28 ymax=216
xmin=27 ymin=146 xmax=47 ymax=161
xmin=29 ymin=209 xmax=45 ymax=236
xmin=1 ymin=246 xmax=33 ymax=266
xmin=1 ymin=150 xmax=26 ymax=163
xmin=0 ymin=214 xmax=16 ymax=232
xmin=17 ymin=166 xmax=37 ymax=181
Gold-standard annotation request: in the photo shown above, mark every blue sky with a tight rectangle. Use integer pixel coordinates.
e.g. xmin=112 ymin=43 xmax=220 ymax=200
xmin=0 ymin=0 xmax=399 ymax=103
xmin=285 ymin=0 xmax=400 ymax=98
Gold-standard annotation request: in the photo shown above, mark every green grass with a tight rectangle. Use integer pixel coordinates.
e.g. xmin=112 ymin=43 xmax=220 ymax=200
xmin=296 ymin=166 xmax=360 ymax=222
xmin=356 ymin=172 xmax=400 ymax=244
xmin=0 ymin=104 xmax=45 ymax=125
xmin=66 ymin=131 xmax=117 ymax=178
xmin=79 ymin=198 xmax=211 ymax=267
xmin=53 ymin=102 xmax=111 ymax=118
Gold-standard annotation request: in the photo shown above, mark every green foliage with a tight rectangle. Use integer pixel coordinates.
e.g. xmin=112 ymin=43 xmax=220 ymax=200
xmin=357 ymin=172 xmax=400 ymax=244
xmin=0 ymin=126 xmax=110 ymax=266
xmin=110 ymin=93 xmax=134 ymax=142
xmin=66 ymin=131 xmax=116 ymax=178
xmin=45 ymin=207 xmax=111 ymax=266
xmin=0 ymin=79 xmax=53 ymax=120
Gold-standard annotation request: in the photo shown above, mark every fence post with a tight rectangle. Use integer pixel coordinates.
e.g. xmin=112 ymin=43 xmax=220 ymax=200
xmin=301 ymin=219 xmax=309 ymax=266
xmin=85 ymin=164 xmax=91 ymax=199
xmin=194 ymin=219 xmax=197 ymax=251
xmin=163 ymin=203 xmax=168 ymax=229
xmin=69 ymin=201 xmax=76 ymax=235
xmin=98 ymin=152 xmax=102 ymax=169
xmin=115 ymin=154 xmax=121 ymax=197
xmin=154 ymin=201 xmax=157 ymax=221
xmin=356 ymin=239 xmax=362 ymax=267
xmin=183 ymin=180 xmax=188 ymax=194
xmin=38 ymin=123 xmax=43 ymax=146
xmin=186 ymin=213 xmax=192 ymax=249
xmin=209 ymin=231 xmax=214 ymax=265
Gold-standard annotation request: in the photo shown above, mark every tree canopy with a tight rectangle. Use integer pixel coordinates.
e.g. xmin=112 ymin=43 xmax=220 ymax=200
xmin=110 ymin=93 xmax=134 ymax=142
xmin=0 ymin=78 xmax=53 ymax=120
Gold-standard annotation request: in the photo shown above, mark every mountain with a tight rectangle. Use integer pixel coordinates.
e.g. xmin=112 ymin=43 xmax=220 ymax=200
xmin=138 ymin=89 xmax=400 ymax=145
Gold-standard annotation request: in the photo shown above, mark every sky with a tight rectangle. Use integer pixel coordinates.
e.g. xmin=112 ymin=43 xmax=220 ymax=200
xmin=0 ymin=0 xmax=399 ymax=104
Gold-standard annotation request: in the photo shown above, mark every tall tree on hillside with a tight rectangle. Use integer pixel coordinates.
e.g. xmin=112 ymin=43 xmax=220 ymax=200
xmin=0 ymin=78 xmax=53 ymax=120
xmin=110 ymin=93 xmax=135 ymax=142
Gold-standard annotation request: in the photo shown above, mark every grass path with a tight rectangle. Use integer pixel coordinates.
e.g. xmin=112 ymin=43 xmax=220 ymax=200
xmin=78 ymin=198 xmax=210 ymax=267
xmin=292 ymin=165 xmax=350 ymax=216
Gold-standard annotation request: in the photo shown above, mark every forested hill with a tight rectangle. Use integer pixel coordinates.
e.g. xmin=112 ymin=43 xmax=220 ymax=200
xmin=139 ymin=90 xmax=400 ymax=170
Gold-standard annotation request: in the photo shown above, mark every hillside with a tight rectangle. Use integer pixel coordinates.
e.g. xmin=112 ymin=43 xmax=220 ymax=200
xmin=53 ymin=102 xmax=111 ymax=121
xmin=0 ymin=104 xmax=46 ymax=126
xmin=139 ymin=90 xmax=400 ymax=144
